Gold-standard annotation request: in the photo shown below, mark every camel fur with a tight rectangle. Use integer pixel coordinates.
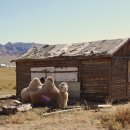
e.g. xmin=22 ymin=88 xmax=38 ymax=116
xmin=29 ymin=76 xmax=59 ymax=105
xmin=57 ymin=82 xmax=69 ymax=108
xmin=21 ymin=76 xmax=69 ymax=108
xmin=21 ymin=78 xmax=43 ymax=103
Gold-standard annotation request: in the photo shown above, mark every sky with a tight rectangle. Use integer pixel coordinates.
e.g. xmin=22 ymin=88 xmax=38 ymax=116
xmin=0 ymin=0 xmax=130 ymax=44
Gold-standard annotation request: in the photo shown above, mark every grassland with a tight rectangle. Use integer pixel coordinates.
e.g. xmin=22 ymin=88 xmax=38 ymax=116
xmin=0 ymin=67 xmax=16 ymax=95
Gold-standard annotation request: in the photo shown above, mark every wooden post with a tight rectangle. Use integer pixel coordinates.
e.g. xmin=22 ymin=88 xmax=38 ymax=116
xmin=108 ymin=59 xmax=112 ymax=102
xmin=43 ymin=107 xmax=82 ymax=117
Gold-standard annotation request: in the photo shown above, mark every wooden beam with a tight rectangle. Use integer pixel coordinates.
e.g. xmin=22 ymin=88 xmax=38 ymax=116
xmin=98 ymin=104 xmax=112 ymax=108
xmin=43 ymin=107 xmax=82 ymax=117
xmin=108 ymin=59 xmax=112 ymax=101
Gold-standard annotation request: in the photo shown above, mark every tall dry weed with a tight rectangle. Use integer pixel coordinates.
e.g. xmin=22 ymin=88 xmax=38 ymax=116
xmin=98 ymin=105 xmax=130 ymax=130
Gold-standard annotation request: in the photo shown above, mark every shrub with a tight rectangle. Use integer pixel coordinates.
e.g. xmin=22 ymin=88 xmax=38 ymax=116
xmin=98 ymin=106 xmax=130 ymax=130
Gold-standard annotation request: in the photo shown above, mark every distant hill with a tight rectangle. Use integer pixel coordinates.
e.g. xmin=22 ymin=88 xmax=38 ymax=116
xmin=0 ymin=42 xmax=42 ymax=56
xmin=0 ymin=42 xmax=43 ymax=65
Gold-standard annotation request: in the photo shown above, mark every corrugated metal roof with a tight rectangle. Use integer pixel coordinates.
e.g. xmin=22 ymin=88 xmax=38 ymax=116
xmin=15 ymin=38 xmax=129 ymax=60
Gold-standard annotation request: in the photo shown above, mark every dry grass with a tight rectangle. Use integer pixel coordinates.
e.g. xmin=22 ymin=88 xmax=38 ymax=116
xmin=0 ymin=108 xmax=100 ymax=130
xmin=0 ymin=67 xmax=16 ymax=95
xmin=5 ymin=108 xmax=44 ymax=124
xmin=1 ymin=108 xmax=85 ymax=124
xmin=98 ymin=105 xmax=130 ymax=130
xmin=0 ymin=107 xmax=44 ymax=125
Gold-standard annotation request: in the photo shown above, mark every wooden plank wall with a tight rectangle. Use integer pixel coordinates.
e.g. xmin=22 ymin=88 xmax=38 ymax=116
xmin=16 ymin=58 xmax=110 ymax=101
xmin=16 ymin=59 xmax=80 ymax=96
xmin=16 ymin=58 xmax=128 ymax=102
xmin=113 ymin=40 xmax=130 ymax=57
xmin=80 ymin=59 xmax=109 ymax=101
xmin=128 ymin=83 xmax=130 ymax=99
xmin=127 ymin=60 xmax=130 ymax=99
xmin=111 ymin=58 xmax=127 ymax=101
xmin=124 ymin=40 xmax=130 ymax=99
xmin=16 ymin=62 xmax=31 ymax=96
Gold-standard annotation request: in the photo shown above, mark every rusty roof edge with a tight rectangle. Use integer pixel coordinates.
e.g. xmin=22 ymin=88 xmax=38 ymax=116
xmin=109 ymin=38 xmax=129 ymax=56
xmin=12 ymin=55 xmax=111 ymax=63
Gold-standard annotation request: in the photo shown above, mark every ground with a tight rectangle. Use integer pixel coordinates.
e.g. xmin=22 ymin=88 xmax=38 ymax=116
xmin=0 ymin=67 xmax=130 ymax=130
xmin=0 ymin=107 xmax=104 ymax=130
xmin=1 ymin=102 xmax=130 ymax=130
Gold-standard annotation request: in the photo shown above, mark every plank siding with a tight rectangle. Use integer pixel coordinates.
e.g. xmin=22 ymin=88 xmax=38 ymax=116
xmin=111 ymin=59 xmax=127 ymax=101
xmin=113 ymin=40 xmax=130 ymax=57
xmin=128 ymin=83 xmax=130 ymax=99
xmin=16 ymin=58 xmax=110 ymax=101
xmin=16 ymin=56 xmax=130 ymax=102
xmin=80 ymin=60 xmax=109 ymax=101
xmin=127 ymin=60 xmax=130 ymax=99
xmin=16 ymin=63 xmax=31 ymax=96
xmin=16 ymin=59 xmax=81 ymax=96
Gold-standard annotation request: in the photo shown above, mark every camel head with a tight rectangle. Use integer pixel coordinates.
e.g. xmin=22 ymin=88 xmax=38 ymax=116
xmin=59 ymin=82 xmax=68 ymax=93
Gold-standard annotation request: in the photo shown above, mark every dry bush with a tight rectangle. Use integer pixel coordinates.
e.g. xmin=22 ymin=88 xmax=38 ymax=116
xmin=5 ymin=108 xmax=44 ymax=124
xmin=5 ymin=113 xmax=25 ymax=124
xmin=98 ymin=105 xmax=130 ymax=130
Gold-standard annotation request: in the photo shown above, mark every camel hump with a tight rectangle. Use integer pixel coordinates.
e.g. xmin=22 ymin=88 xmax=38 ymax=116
xmin=45 ymin=76 xmax=54 ymax=84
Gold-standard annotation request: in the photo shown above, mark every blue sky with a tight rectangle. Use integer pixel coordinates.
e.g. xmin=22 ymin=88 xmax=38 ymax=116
xmin=0 ymin=0 xmax=130 ymax=44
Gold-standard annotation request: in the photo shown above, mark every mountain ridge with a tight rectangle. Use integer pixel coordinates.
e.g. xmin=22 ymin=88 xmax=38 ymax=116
xmin=0 ymin=42 xmax=43 ymax=65
xmin=0 ymin=42 xmax=43 ymax=56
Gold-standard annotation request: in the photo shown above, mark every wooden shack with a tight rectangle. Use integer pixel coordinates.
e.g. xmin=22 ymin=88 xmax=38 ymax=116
xmin=13 ymin=38 xmax=130 ymax=102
